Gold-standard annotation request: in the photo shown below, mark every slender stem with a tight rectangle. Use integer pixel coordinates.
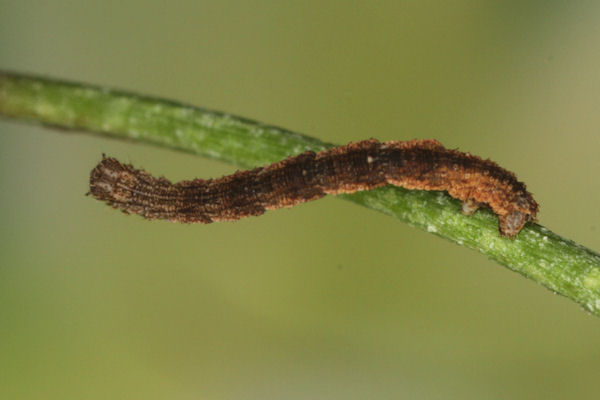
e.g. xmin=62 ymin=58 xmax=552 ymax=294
xmin=1 ymin=71 xmax=599 ymax=316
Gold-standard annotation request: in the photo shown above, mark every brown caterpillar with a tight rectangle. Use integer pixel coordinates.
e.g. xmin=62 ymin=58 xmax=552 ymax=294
xmin=89 ymin=139 xmax=538 ymax=238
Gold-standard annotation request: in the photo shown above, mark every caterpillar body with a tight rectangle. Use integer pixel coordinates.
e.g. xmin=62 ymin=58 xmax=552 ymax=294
xmin=89 ymin=139 xmax=538 ymax=238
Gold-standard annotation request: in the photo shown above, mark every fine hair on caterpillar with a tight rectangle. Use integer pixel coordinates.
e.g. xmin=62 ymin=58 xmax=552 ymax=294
xmin=89 ymin=139 xmax=538 ymax=238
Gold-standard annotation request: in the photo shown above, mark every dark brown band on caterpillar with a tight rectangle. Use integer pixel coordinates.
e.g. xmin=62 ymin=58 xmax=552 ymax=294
xmin=89 ymin=139 xmax=538 ymax=238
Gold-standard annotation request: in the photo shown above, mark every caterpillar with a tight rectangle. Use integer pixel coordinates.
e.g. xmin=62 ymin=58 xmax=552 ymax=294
xmin=89 ymin=139 xmax=538 ymax=238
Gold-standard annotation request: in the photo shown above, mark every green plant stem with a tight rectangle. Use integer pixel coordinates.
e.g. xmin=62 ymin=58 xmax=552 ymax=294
xmin=1 ymin=71 xmax=599 ymax=316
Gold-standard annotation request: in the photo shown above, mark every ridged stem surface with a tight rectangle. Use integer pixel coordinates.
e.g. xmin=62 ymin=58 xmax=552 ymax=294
xmin=1 ymin=71 xmax=599 ymax=316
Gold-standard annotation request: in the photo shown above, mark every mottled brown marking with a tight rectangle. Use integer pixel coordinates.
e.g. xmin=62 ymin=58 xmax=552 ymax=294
xmin=89 ymin=139 xmax=538 ymax=238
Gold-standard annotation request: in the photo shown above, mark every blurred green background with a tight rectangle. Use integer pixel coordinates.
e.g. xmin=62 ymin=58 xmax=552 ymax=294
xmin=1 ymin=1 xmax=599 ymax=399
